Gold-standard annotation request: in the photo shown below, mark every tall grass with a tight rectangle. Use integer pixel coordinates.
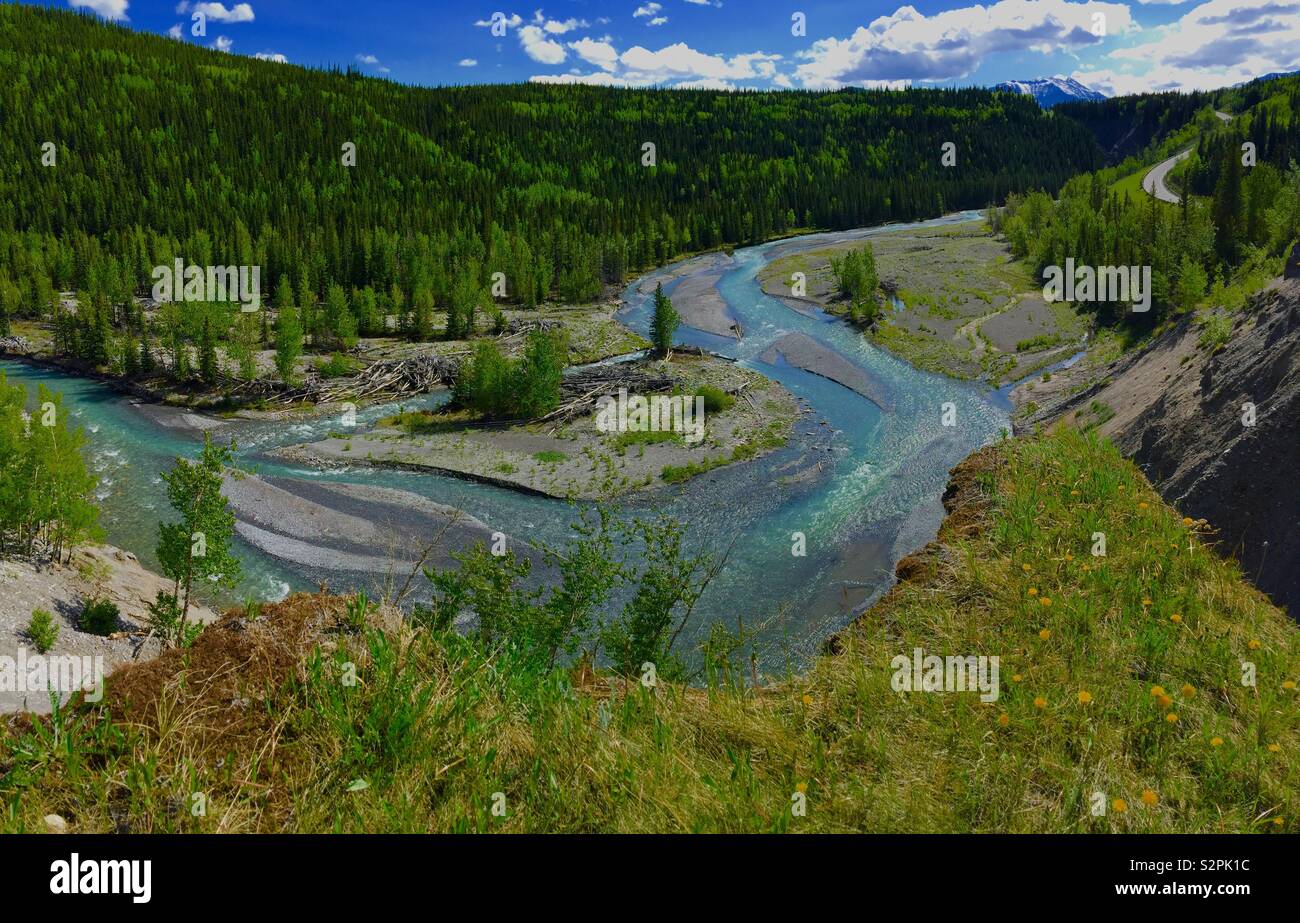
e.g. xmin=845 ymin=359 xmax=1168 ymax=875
xmin=2 ymin=429 xmax=1296 ymax=832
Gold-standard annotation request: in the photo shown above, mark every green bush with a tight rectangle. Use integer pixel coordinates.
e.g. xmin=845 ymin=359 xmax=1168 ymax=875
xmin=145 ymin=591 xmax=203 ymax=647
xmin=453 ymin=330 xmax=566 ymax=420
xmin=79 ymin=598 xmax=120 ymax=636
xmin=25 ymin=609 xmax=59 ymax=653
xmin=694 ymin=385 xmax=734 ymax=414
xmin=315 ymin=352 xmax=360 ymax=378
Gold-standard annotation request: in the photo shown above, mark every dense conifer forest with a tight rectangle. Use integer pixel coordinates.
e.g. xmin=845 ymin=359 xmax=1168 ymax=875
xmin=0 ymin=4 xmax=1103 ymax=330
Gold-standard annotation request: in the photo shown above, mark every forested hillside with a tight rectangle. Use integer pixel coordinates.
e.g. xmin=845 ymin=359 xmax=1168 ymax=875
xmin=0 ymin=4 xmax=1102 ymax=322
xmin=997 ymin=75 xmax=1300 ymax=329
xmin=1057 ymin=92 xmax=1214 ymax=163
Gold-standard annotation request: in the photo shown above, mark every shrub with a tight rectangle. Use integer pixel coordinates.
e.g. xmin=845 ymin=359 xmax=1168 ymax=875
xmin=453 ymin=330 xmax=566 ymax=420
xmin=316 ymin=352 xmax=359 ymax=378
xmin=145 ymin=591 xmax=203 ymax=648
xmin=26 ymin=609 xmax=59 ymax=653
xmin=694 ymin=385 xmax=734 ymax=414
xmin=79 ymin=598 xmax=120 ymax=636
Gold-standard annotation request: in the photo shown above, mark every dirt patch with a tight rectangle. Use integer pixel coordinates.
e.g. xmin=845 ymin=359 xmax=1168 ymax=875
xmin=0 ymin=543 xmax=218 ymax=714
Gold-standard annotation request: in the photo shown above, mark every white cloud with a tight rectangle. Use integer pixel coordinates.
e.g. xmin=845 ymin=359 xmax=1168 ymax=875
xmin=519 ymin=24 xmax=567 ymax=63
xmin=355 ymin=53 xmax=391 ymax=72
xmin=794 ymin=0 xmax=1135 ymax=88
xmin=569 ymin=37 xmax=620 ymax=72
xmin=167 ymin=23 xmax=183 ymax=38
xmin=176 ymin=2 xmax=254 ymax=23
xmin=474 ymin=13 xmax=523 ymax=28
xmin=69 ymin=0 xmax=129 ymax=20
xmin=542 ymin=16 xmax=588 ymax=34
xmin=539 ymin=39 xmax=782 ymax=88
xmin=459 ymin=58 xmax=478 ymax=67
xmin=213 ymin=35 xmax=233 ymax=52
xmin=253 ymin=51 xmax=287 ymax=63
xmin=1076 ymin=0 xmax=1300 ymax=93
xmin=633 ymin=3 xmax=662 ymax=17
xmin=649 ymin=16 xmax=668 ymax=26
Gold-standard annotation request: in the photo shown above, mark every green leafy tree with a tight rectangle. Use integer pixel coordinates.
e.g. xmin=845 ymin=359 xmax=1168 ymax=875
xmin=156 ymin=434 xmax=241 ymax=630
xmin=275 ymin=304 xmax=303 ymax=385
xmin=197 ymin=313 xmax=219 ymax=383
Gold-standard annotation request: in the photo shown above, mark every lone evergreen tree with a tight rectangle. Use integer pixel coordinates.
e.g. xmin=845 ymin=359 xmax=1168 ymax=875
xmin=650 ymin=283 xmax=679 ymax=356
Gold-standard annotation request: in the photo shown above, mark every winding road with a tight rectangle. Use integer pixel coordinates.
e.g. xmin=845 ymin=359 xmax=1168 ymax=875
xmin=1142 ymin=111 xmax=1233 ymax=204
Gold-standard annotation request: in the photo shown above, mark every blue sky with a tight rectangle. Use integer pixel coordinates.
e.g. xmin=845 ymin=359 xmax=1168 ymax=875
xmin=38 ymin=0 xmax=1300 ymax=95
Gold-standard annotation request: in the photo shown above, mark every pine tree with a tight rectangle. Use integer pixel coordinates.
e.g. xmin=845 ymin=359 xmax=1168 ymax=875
xmin=650 ymin=283 xmax=680 ymax=356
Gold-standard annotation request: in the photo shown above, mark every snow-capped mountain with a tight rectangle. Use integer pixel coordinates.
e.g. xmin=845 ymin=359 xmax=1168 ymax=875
xmin=994 ymin=77 xmax=1106 ymax=108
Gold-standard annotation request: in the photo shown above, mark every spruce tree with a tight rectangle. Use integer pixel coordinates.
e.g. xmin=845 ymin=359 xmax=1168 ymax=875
xmin=650 ymin=282 xmax=679 ymax=355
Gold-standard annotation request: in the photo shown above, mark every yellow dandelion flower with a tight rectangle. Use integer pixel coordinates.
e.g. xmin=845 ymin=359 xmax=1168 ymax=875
xmin=1064 ymin=553 xmax=1074 ymax=561
xmin=1141 ymin=789 xmax=1159 ymax=806
xmin=1034 ymin=696 xmax=1047 ymax=709
xmin=1027 ymin=587 xmax=1038 ymax=597
xmin=1142 ymin=597 xmax=1152 ymax=607
xmin=1078 ymin=690 xmax=1093 ymax=705
xmin=1284 ymin=680 xmax=1297 ymax=691
xmin=1012 ymin=673 xmax=1023 ymax=683
xmin=1210 ymin=737 xmax=1224 ymax=747
xmin=1248 ymin=639 xmax=1261 ymax=650
xmin=1170 ymin=614 xmax=1182 ymax=624
xmin=997 ymin=713 xmax=1010 ymax=727
xmin=1039 ymin=597 xmax=1052 ymax=607
xmin=1039 ymin=628 xmax=1051 ymax=640
xmin=1267 ymin=743 xmax=1281 ymax=753
xmin=1021 ymin=563 xmax=1032 ymax=573
xmin=1182 ymin=517 xmax=1193 ymax=526
xmin=795 ymin=782 xmax=807 ymax=794
xmin=801 ymin=694 xmax=812 ymax=705
xmin=1273 ymin=818 xmax=1284 ymax=827
xmin=1150 ymin=685 xmax=1166 ymax=697
xmin=1157 ymin=694 xmax=1173 ymax=709
xmin=1112 ymin=799 xmax=1128 ymax=814
xmin=1166 ymin=712 xmax=1179 ymax=723
xmin=1181 ymin=683 xmax=1195 ymax=699
xmin=1138 ymin=501 xmax=1149 ymax=510
xmin=1069 ymin=490 xmax=1079 ymax=497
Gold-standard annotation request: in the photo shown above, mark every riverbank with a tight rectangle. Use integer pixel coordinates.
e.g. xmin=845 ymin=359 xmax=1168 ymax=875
xmin=272 ymin=354 xmax=800 ymax=500
xmin=756 ymin=220 xmax=1089 ymax=385
xmin=8 ymin=427 xmax=1296 ymax=831
xmin=0 ymin=542 xmax=218 ymax=714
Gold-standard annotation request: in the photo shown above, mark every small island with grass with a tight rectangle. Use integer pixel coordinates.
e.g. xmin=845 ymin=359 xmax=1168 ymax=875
xmin=275 ymin=287 xmax=799 ymax=499
xmin=758 ymin=220 xmax=1090 ymax=385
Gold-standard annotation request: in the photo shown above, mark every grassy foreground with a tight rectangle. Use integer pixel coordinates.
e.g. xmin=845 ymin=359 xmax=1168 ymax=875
xmin=2 ymin=428 xmax=1296 ymax=833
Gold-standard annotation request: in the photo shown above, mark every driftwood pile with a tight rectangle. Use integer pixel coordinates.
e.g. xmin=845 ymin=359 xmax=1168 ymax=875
xmin=223 ymin=352 xmax=465 ymax=405
xmin=0 ymin=335 xmax=32 ymax=355
xmin=539 ymin=363 xmax=676 ymax=423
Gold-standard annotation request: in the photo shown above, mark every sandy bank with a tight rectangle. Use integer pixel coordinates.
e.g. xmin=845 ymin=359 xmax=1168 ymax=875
xmin=760 ymin=332 xmax=893 ymax=411
xmin=222 ymin=473 xmax=503 ymax=575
